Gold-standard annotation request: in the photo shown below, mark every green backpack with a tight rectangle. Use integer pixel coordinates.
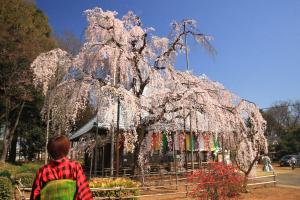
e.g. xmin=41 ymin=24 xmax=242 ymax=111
xmin=40 ymin=179 xmax=76 ymax=200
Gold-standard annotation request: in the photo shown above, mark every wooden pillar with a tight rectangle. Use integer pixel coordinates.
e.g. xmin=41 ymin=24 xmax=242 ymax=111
xmin=94 ymin=147 xmax=98 ymax=176
xmin=222 ymin=135 xmax=225 ymax=164
xmin=94 ymin=125 xmax=99 ymax=176
xmin=172 ymin=132 xmax=178 ymax=189
xmin=102 ymin=145 xmax=105 ymax=177
xmin=184 ymin=110 xmax=188 ymax=172
xmin=89 ymin=150 xmax=94 ymax=178
xmin=110 ymin=126 xmax=115 ymax=176
xmin=198 ymin=150 xmax=201 ymax=169
xmin=190 ymin=111 xmax=194 ymax=171
xmin=116 ymin=98 xmax=120 ymax=177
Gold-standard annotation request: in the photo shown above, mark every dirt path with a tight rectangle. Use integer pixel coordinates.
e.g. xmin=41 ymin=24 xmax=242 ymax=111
xmin=141 ymin=165 xmax=300 ymax=199
xmin=256 ymin=164 xmax=300 ymax=187
xmin=141 ymin=186 xmax=300 ymax=200
xmin=241 ymin=187 xmax=300 ymax=200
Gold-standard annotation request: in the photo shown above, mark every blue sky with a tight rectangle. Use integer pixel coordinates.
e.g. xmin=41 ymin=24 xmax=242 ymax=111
xmin=36 ymin=0 xmax=300 ymax=109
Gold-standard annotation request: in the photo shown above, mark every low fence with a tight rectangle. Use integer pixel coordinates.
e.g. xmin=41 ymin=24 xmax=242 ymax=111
xmin=90 ymin=172 xmax=277 ymax=199
xmin=247 ymin=171 xmax=276 ymax=187
xmin=16 ymin=171 xmax=277 ymax=200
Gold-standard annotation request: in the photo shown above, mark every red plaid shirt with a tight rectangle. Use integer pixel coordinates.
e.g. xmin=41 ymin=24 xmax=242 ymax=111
xmin=30 ymin=157 xmax=93 ymax=200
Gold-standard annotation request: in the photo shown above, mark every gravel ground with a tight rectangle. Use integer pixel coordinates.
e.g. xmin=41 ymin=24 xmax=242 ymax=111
xmin=141 ymin=164 xmax=300 ymax=199
xmin=256 ymin=164 xmax=300 ymax=187
xmin=241 ymin=187 xmax=300 ymax=200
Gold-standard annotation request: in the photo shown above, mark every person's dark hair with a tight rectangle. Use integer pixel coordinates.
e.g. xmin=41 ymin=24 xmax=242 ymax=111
xmin=47 ymin=135 xmax=70 ymax=160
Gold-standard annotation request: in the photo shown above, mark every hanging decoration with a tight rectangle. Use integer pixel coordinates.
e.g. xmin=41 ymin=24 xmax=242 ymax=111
xmin=162 ymin=132 xmax=168 ymax=153
xmin=210 ymin=135 xmax=216 ymax=152
xmin=166 ymin=131 xmax=173 ymax=151
xmin=123 ymin=130 xmax=137 ymax=153
xmin=179 ymin=132 xmax=185 ymax=152
xmin=151 ymin=132 xmax=161 ymax=151
xmin=203 ymin=133 xmax=210 ymax=151
xmin=213 ymin=136 xmax=220 ymax=155
xmin=185 ymin=134 xmax=191 ymax=151
xmin=174 ymin=131 xmax=180 ymax=151
xmin=198 ymin=133 xmax=205 ymax=151
xmin=192 ymin=133 xmax=197 ymax=151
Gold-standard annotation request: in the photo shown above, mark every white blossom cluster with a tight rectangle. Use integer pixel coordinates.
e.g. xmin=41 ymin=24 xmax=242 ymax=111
xmin=70 ymin=136 xmax=95 ymax=159
xmin=123 ymin=130 xmax=138 ymax=153
xmin=30 ymin=49 xmax=72 ymax=95
xmin=143 ymin=69 xmax=267 ymax=170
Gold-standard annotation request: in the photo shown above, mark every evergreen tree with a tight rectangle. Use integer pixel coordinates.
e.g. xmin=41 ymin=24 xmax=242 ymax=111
xmin=0 ymin=0 xmax=57 ymax=162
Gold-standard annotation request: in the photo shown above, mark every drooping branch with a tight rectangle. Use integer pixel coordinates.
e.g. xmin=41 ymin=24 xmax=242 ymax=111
xmin=153 ymin=31 xmax=186 ymax=69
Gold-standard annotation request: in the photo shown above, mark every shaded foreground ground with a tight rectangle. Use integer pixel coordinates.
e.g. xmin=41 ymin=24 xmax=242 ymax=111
xmin=18 ymin=164 xmax=300 ymax=199
xmin=142 ymin=165 xmax=300 ymax=200
xmin=141 ymin=187 xmax=300 ymax=200
xmin=240 ymin=187 xmax=300 ymax=200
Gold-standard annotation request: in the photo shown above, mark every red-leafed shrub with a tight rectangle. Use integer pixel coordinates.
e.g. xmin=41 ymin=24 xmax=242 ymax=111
xmin=188 ymin=162 xmax=244 ymax=200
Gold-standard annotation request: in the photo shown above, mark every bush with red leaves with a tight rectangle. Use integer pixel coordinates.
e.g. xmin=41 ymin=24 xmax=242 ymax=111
xmin=188 ymin=162 xmax=244 ymax=200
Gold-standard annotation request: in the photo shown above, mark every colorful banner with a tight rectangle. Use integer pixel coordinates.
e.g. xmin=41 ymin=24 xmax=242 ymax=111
xmin=149 ymin=131 xmax=218 ymax=153
xmin=185 ymin=133 xmax=196 ymax=151
xmin=194 ymin=134 xmax=199 ymax=151
xmin=214 ymin=137 xmax=220 ymax=154
xmin=185 ymin=134 xmax=190 ymax=151
xmin=179 ymin=132 xmax=185 ymax=152
xmin=152 ymin=132 xmax=161 ymax=151
xmin=203 ymin=134 xmax=210 ymax=151
xmin=174 ymin=132 xmax=180 ymax=151
xmin=162 ymin=132 xmax=168 ymax=153
xmin=198 ymin=134 xmax=205 ymax=151
xmin=210 ymin=135 xmax=216 ymax=151
xmin=191 ymin=134 xmax=196 ymax=151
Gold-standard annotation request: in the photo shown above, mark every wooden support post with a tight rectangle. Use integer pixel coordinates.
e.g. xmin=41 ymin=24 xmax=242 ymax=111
xmin=110 ymin=126 xmax=115 ymax=176
xmin=198 ymin=151 xmax=201 ymax=169
xmin=116 ymin=133 xmax=120 ymax=177
xmin=102 ymin=145 xmax=105 ymax=177
xmin=89 ymin=150 xmax=94 ymax=178
xmin=94 ymin=123 xmax=99 ymax=176
xmin=160 ymin=167 xmax=163 ymax=186
xmin=221 ymin=135 xmax=225 ymax=164
xmin=273 ymin=171 xmax=276 ymax=187
xmin=116 ymin=98 xmax=120 ymax=177
xmin=183 ymin=110 xmax=188 ymax=172
xmin=142 ymin=170 xmax=145 ymax=187
xmin=172 ymin=132 xmax=178 ymax=189
xmin=94 ymin=147 xmax=98 ymax=176
xmin=190 ymin=111 xmax=194 ymax=171
xmin=185 ymin=172 xmax=188 ymax=197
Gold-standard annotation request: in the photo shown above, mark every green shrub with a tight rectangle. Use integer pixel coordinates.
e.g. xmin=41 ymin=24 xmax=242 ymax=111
xmin=0 ymin=177 xmax=13 ymax=200
xmin=0 ymin=170 xmax=11 ymax=179
xmin=15 ymin=173 xmax=35 ymax=187
xmin=0 ymin=162 xmax=41 ymax=181
xmin=18 ymin=162 xmax=42 ymax=173
xmin=89 ymin=178 xmax=140 ymax=199
xmin=0 ymin=140 xmax=3 ymax=158
xmin=0 ymin=163 xmax=19 ymax=178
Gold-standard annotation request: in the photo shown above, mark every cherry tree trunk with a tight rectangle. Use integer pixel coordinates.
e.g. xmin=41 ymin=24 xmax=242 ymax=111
xmin=132 ymin=125 xmax=146 ymax=175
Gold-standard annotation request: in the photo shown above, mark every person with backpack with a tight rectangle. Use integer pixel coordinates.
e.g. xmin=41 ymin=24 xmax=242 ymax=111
xmin=290 ymin=157 xmax=297 ymax=170
xmin=262 ymin=155 xmax=273 ymax=172
xmin=30 ymin=135 xmax=93 ymax=200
